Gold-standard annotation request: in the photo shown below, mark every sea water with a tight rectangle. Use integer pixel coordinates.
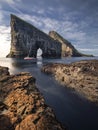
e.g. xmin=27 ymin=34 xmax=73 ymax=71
xmin=0 ymin=57 xmax=98 ymax=130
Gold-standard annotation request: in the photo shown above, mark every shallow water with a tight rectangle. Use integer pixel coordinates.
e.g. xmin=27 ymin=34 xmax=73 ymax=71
xmin=0 ymin=57 xmax=98 ymax=130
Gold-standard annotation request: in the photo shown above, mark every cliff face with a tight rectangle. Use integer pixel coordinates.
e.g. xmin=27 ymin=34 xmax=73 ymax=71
xmin=7 ymin=14 xmax=61 ymax=58
xmin=0 ymin=66 xmax=66 ymax=130
xmin=7 ymin=14 xmax=92 ymax=58
xmin=49 ymin=31 xmax=92 ymax=57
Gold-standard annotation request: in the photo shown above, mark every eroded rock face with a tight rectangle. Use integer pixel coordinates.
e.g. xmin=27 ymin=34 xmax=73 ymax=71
xmin=41 ymin=60 xmax=98 ymax=104
xmin=7 ymin=14 xmax=61 ymax=58
xmin=0 ymin=66 xmax=66 ymax=130
xmin=49 ymin=31 xmax=93 ymax=57
xmin=7 ymin=14 xmax=93 ymax=58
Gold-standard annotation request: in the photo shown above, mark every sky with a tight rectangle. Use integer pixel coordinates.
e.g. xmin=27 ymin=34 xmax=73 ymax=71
xmin=0 ymin=0 xmax=98 ymax=57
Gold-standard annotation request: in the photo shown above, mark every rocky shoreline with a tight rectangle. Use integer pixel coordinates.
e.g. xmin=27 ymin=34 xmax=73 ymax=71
xmin=0 ymin=66 xmax=66 ymax=130
xmin=41 ymin=60 xmax=98 ymax=105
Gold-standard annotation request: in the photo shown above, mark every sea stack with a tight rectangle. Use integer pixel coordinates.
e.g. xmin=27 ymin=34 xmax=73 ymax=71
xmin=7 ymin=14 xmax=93 ymax=58
xmin=7 ymin=14 xmax=61 ymax=58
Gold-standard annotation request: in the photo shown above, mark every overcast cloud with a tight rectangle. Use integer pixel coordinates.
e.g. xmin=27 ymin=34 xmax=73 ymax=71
xmin=0 ymin=0 xmax=98 ymax=56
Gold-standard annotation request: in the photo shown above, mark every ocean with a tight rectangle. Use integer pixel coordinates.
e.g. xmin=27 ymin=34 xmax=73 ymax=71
xmin=0 ymin=56 xmax=98 ymax=130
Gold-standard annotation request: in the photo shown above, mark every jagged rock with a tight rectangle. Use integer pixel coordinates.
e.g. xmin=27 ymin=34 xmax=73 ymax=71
xmin=49 ymin=31 xmax=93 ymax=57
xmin=0 ymin=66 xmax=66 ymax=130
xmin=41 ymin=60 xmax=98 ymax=104
xmin=7 ymin=14 xmax=61 ymax=58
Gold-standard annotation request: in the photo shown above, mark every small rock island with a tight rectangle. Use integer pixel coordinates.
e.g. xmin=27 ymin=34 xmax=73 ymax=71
xmin=0 ymin=66 xmax=66 ymax=130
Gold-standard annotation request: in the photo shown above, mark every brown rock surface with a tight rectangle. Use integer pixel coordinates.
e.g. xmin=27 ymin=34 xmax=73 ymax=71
xmin=0 ymin=66 xmax=66 ymax=130
xmin=41 ymin=60 xmax=98 ymax=104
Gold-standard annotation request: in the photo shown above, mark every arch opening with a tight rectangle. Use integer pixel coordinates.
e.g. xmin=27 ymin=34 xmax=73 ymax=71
xmin=37 ymin=48 xmax=42 ymax=59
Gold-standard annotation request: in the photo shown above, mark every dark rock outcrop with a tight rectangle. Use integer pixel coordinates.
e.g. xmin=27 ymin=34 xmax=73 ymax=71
xmin=0 ymin=66 xmax=66 ymax=130
xmin=7 ymin=14 xmax=93 ymax=58
xmin=49 ymin=31 xmax=93 ymax=57
xmin=7 ymin=14 xmax=61 ymax=58
xmin=41 ymin=60 xmax=98 ymax=104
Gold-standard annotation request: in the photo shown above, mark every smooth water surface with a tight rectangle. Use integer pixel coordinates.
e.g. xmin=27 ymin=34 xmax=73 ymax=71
xmin=0 ymin=57 xmax=98 ymax=130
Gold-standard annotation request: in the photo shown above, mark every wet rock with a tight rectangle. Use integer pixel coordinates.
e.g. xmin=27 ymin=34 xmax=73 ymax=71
xmin=42 ymin=60 xmax=98 ymax=104
xmin=0 ymin=66 xmax=66 ymax=130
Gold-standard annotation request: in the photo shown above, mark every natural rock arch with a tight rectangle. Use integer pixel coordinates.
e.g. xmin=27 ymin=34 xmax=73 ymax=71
xmin=7 ymin=14 xmax=92 ymax=58
xmin=28 ymin=41 xmax=44 ymax=58
xmin=7 ymin=14 xmax=61 ymax=58
xmin=37 ymin=48 xmax=42 ymax=58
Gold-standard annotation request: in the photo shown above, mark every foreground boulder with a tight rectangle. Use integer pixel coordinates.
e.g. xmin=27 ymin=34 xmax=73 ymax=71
xmin=0 ymin=66 xmax=66 ymax=130
xmin=41 ymin=60 xmax=98 ymax=104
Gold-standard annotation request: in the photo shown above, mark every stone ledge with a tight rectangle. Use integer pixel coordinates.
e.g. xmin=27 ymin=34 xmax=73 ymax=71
xmin=41 ymin=60 xmax=98 ymax=105
xmin=0 ymin=66 xmax=66 ymax=130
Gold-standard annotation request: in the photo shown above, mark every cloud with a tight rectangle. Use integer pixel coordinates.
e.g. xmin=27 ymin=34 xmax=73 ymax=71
xmin=32 ymin=7 xmax=45 ymax=15
xmin=0 ymin=12 xmax=3 ymax=23
xmin=18 ymin=13 xmax=87 ymax=44
xmin=0 ymin=5 xmax=2 ymax=9
xmin=0 ymin=0 xmax=23 ymax=14
xmin=6 ymin=0 xmax=23 ymax=14
xmin=0 ymin=0 xmax=98 ymax=56
xmin=5 ymin=0 xmax=14 ymax=4
xmin=94 ymin=45 xmax=98 ymax=47
xmin=78 ymin=48 xmax=98 ymax=56
xmin=5 ymin=0 xmax=21 ymax=4
xmin=79 ymin=48 xmax=98 ymax=51
xmin=0 ymin=25 xmax=10 ymax=57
